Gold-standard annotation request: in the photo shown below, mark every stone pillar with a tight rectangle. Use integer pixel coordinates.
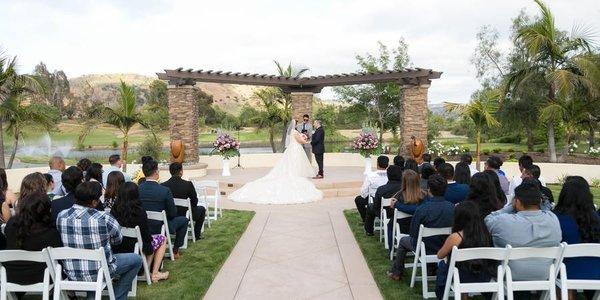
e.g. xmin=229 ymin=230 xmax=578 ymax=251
xmin=400 ymin=85 xmax=430 ymax=156
xmin=168 ymin=85 xmax=199 ymax=163
xmin=290 ymin=92 xmax=313 ymax=121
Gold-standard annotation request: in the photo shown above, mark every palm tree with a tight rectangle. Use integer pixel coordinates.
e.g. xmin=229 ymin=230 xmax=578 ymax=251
xmin=0 ymin=93 xmax=57 ymax=168
xmin=507 ymin=0 xmax=597 ymax=162
xmin=252 ymin=88 xmax=284 ymax=153
xmin=102 ymin=81 xmax=150 ymax=171
xmin=0 ymin=54 xmax=44 ymax=168
xmin=273 ymin=61 xmax=309 ymax=150
xmin=445 ymin=89 xmax=501 ymax=171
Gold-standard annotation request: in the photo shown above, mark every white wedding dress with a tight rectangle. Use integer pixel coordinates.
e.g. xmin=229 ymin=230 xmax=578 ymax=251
xmin=229 ymin=130 xmax=323 ymax=204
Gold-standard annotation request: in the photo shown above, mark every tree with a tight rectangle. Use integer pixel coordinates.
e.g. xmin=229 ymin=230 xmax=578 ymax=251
xmin=252 ymin=88 xmax=284 ymax=153
xmin=33 ymin=62 xmax=70 ymax=116
xmin=101 ymin=81 xmax=151 ymax=171
xmin=0 ymin=54 xmax=44 ymax=168
xmin=507 ymin=0 xmax=597 ymax=162
xmin=147 ymin=79 xmax=168 ymax=107
xmin=445 ymin=88 xmax=501 ymax=171
xmin=334 ymin=40 xmax=409 ymax=145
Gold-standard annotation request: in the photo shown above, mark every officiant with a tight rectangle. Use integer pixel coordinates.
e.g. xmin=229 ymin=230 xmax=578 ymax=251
xmin=297 ymin=114 xmax=313 ymax=162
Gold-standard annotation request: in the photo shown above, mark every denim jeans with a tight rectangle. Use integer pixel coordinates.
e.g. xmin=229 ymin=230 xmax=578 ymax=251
xmin=168 ymin=216 xmax=189 ymax=250
xmin=86 ymin=253 xmax=142 ymax=300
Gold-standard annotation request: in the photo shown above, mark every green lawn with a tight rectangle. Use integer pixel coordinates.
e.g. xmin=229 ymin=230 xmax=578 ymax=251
xmin=137 ymin=209 xmax=254 ymax=299
xmin=547 ymin=184 xmax=600 ymax=206
xmin=344 ymin=209 xmax=423 ymax=299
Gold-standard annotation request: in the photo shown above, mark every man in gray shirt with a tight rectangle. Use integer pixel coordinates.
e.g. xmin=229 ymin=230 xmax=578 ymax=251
xmin=296 ymin=114 xmax=313 ymax=162
xmin=485 ymin=180 xmax=561 ymax=281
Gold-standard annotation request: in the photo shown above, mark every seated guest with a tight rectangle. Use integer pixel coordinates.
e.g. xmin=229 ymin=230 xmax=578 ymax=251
xmin=484 ymin=156 xmax=509 ymax=194
xmin=433 ymin=156 xmax=446 ymax=172
xmin=364 ymin=165 xmax=403 ymax=236
xmin=48 ymin=156 xmax=66 ymax=197
xmin=85 ymin=163 xmax=104 ymax=187
xmin=404 ymin=158 xmax=419 ymax=173
xmin=3 ymin=173 xmax=47 ymax=222
xmin=162 ymin=162 xmax=207 ymax=240
xmin=483 ymin=170 xmax=508 ymax=207
xmin=4 ymin=192 xmax=62 ymax=290
xmin=460 ymin=153 xmax=478 ymax=177
xmin=133 ymin=156 xmax=154 ymax=184
xmin=553 ymin=176 xmax=600 ymax=298
xmin=420 ymin=163 xmax=435 ymax=191
xmin=522 ymin=164 xmax=553 ymax=203
xmin=56 ymin=182 xmax=142 ymax=300
xmin=111 ymin=182 xmax=169 ymax=282
xmin=354 ymin=156 xmax=389 ymax=223
xmin=139 ymin=159 xmax=189 ymax=259
xmin=485 ymin=181 xmax=561 ymax=282
xmin=393 ymin=155 xmax=405 ymax=169
xmin=389 ymin=169 xmax=426 ymax=248
xmin=418 ymin=153 xmax=432 ymax=173
xmin=388 ymin=175 xmax=454 ymax=280
xmin=102 ymin=154 xmax=131 ymax=187
xmin=76 ymin=158 xmax=92 ymax=176
xmin=104 ymin=171 xmax=125 ymax=209
xmin=52 ymin=166 xmax=106 ymax=221
xmin=0 ymin=168 xmax=17 ymax=208
xmin=454 ymin=162 xmax=471 ymax=185
xmin=508 ymin=154 xmax=546 ymax=196
xmin=44 ymin=173 xmax=55 ymax=199
xmin=465 ymin=173 xmax=502 ymax=218
xmin=435 ymin=201 xmax=494 ymax=299
xmin=438 ymin=163 xmax=469 ymax=204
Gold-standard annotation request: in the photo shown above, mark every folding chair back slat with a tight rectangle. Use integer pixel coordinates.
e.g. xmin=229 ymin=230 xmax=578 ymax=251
xmin=390 ymin=209 xmax=413 ymax=260
xmin=0 ymin=249 xmax=53 ymax=300
xmin=411 ymin=225 xmax=452 ymax=299
xmin=173 ymin=198 xmax=196 ymax=245
xmin=193 ymin=180 xmax=221 ymax=227
xmin=557 ymin=243 xmax=600 ymax=300
xmin=121 ymin=226 xmax=152 ymax=286
xmin=146 ymin=210 xmax=174 ymax=260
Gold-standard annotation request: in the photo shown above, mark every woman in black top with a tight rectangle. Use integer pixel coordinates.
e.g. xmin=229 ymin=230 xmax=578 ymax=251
xmin=111 ymin=182 xmax=169 ymax=282
xmin=4 ymin=191 xmax=62 ymax=286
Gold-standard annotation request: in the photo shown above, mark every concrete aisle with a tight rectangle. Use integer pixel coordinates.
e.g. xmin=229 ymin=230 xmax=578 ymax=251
xmin=203 ymin=194 xmax=382 ymax=300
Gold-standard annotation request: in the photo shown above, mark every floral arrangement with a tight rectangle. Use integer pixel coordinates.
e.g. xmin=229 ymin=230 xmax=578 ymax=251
xmin=568 ymin=142 xmax=578 ymax=155
xmin=445 ymin=144 xmax=462 ymax=156
xmin=352 ymin=131 xmax=380 ymax=158
xmin=428 ymin=140 xmax=445 ymax=156
xmin=211 ymin=134 xmax=240 ymax=159
xmin=585 ymin=146 xmax=600 ymax=158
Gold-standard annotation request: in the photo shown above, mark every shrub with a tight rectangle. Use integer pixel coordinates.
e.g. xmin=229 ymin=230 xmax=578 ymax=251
xmin=557 ymin=173 xmax=570 ymax=185
xmin=492 ymin=148 xmax=501 ymax=154
xmin=138 ymin=135 xmax=163 ymax=160
xmin=111 ymin=141 xmax=119 ymax=149
xmin=462 ymin=147 xmax=470 ymax=153
xmin=585 ymin=146 xmax=600 ymax=158
xmin=76 ymin=142 xmax=85 ymax=151
xmin=507 ymin=148 xmax=515 ymax=153
xmin=508 ymin=153 xmax=516 ymax=160
xmin=590 ymin=178 xmax=600 ymax=188
xmin=482 ymin=149 xmax=490 ymax=155
xmin=536 ymin=148 xmax=545 ymax=154
xmin=491 ymin=134 xmax=521 ymax=144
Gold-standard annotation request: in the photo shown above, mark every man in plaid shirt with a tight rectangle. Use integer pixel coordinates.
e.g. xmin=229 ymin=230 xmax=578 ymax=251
xmin=57 ymin=182 xmax=142 ymax=300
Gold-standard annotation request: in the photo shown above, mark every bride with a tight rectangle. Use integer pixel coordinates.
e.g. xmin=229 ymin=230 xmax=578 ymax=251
xmin=229 ymin=120 xmax=323 ymax=204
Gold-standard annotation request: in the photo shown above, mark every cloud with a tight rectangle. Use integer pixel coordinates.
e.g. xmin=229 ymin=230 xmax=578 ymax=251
xmin=1 ymin=0 xmax=599 ymax=104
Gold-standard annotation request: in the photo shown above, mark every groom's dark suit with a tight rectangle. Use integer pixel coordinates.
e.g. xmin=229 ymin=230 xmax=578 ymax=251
xmin=311 ymin=127 xmax=325 ymax=176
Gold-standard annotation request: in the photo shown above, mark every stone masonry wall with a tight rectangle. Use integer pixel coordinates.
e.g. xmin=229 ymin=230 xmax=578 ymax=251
xmin=168 ymin=85 xmax=199 ymax=163
xmin=291 ymin=92 xmax=314 ymax=122
xmin=400 ymin=85 xmax=429 ymax=156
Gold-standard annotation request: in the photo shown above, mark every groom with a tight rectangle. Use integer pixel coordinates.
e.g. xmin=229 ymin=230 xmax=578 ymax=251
xmin=311 ymin=120 xmax=325 ymax=179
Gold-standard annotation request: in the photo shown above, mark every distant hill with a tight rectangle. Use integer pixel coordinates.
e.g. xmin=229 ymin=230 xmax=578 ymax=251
xmin=68 ymin=74 xmax=261 ymax=114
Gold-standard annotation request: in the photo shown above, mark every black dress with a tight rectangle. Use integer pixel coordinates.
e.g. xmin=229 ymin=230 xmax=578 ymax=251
xmin=4 ymin=219 xmax=63 ymax=285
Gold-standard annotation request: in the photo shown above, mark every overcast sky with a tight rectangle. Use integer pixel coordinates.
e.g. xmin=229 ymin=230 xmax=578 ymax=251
xmin=1 ymin=0 xmax=599 ymax=103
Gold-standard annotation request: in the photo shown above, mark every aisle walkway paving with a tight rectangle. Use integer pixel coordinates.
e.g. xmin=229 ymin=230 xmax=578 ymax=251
xmin=203 ymin=168 xmax=382 ymax=300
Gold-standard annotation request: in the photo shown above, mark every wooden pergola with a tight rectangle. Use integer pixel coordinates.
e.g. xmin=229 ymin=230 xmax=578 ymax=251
xmin=158 ymin=67 xmax=442 ymax=162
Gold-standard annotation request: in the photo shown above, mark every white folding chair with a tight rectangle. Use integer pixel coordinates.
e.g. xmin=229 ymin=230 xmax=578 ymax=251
xmin=47 ymin=247 xmax=115 ymax=300
xmin=146 ymin=210 xmax=175 ymax=261
xmin=193 ymin=180 xmax=221 ymax=228
xmin=0 ymin=249 xmax=53 ymax=300
xmin=503 ymin=245 xmax=564 ymax=300
xmin=442 ymin=246 xmax=509 ymax=300
xmin=174 ymin=198 xmax=196 ymax=247
xmin=390 ymin=209 xmax=413 ymax=260
xmin=556 ymin=243 xmax=600 ymax=300
xmin=379 ymin=198 xmax=393 ymax=247
xmin=121 ymin=226 xmax=152 ymax=286
xmin=410 ymin=225 xmax=452 ymax=299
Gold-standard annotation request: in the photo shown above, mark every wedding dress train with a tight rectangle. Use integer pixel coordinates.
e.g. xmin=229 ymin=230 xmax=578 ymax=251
xmin=229 ymin=130 xmax=323 ymax=204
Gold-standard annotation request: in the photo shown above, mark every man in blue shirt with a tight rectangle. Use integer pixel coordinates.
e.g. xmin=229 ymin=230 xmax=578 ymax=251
xmin=438 ymin=163 xmax=469 ymax=204
xmin=388 ymin=174 xmax=454 ymax=280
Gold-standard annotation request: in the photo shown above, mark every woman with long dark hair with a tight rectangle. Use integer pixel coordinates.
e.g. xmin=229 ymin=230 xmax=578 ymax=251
xmin=465 ymin=173 xmax=501 ymax=218
xmin=404 ymin=158 xmax=419 ymax=173
xmin=2 ymin=172 xmax=47 ymax=222
xmin=553 ymin=176 xmax=600 ymax=298
xmin=76 ymin=158 xmax=92 ymax=175
xmin=4 ymin=191 xmax=62 ymax=287
xmin=453 ymin=162 xmax=471 ymax=185
xmin=104 ymin=171 xmax=125 ymax=209
xmin=111 ymin=182 xmax=169 ymax=282
xmin=435 ymin=201 xmax=495 ymax=299
xmin=85 ymin=164 xmax=104 ymax=185
xmin=483 ymin=170 xmax=508 ymax=207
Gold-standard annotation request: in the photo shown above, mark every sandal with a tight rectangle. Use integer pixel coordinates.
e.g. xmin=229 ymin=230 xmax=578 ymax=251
xmin=151 ymin=271 xmax=170 ymax=282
